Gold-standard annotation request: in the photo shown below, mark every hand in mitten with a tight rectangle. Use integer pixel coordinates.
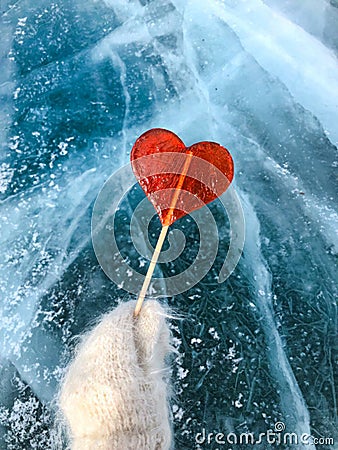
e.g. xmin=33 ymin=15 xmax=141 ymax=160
xmin=59 ymin=300 xmax=172 ymax=450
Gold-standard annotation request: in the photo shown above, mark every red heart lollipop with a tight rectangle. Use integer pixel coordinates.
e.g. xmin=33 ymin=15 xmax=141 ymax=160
xmin=131 ymin=128 xmax=234 ymax=226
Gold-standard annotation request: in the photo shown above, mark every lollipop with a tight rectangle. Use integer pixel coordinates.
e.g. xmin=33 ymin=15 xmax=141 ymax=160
xmin=131 ymin=128 xmax=234 ymax=316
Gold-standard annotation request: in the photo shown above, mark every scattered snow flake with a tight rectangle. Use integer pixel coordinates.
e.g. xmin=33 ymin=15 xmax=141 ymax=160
xmin=208 ymin=327 xmax=220 ymax=340
xmin=0 ymin=163 xmax=14 ymax=193
xmin=178 ymin=367 xmax=189 ymax=379
xmin=17 ymin=17 xmax=27 ymax=26
xmin=188 ymin=294 xmax=201 ymax=299
xmin=234 ymin=393 xmax=244 ymax=408
xmin=172 ymin=336 xmax=181 ymax=347
xmin=225 ymin=343 xmax=236 ymax=359
xmin=58 ymin=142 xmax=68 ymax=155
xmin=13 ymin=87 xmax=21 ymax=99
xmin=172 ymin=405 xmax=184 ymax=421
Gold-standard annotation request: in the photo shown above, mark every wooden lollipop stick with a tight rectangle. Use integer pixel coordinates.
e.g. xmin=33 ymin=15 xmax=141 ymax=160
xmin=134 ymin=151 xmax=193 ymax=317
xmin=133 ymin=224 xmax=169 ymax=317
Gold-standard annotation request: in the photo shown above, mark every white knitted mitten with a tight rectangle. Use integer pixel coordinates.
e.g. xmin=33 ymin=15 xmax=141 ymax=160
xmin=59 ymin=300 xmax=172 ymax=450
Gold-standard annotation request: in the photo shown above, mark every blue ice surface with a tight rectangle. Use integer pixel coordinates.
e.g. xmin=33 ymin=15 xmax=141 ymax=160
xmin=0 ymin=0 xmax=337 ymax=448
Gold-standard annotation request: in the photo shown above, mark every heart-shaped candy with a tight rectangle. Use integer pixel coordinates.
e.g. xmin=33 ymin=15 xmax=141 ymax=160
xmin=131 ymin=128 xmax=234 ymax=226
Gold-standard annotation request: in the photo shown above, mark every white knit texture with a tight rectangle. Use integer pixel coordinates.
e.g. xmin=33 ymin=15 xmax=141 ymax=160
xmin=59 ymin=300 xmax=173 ymax=450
